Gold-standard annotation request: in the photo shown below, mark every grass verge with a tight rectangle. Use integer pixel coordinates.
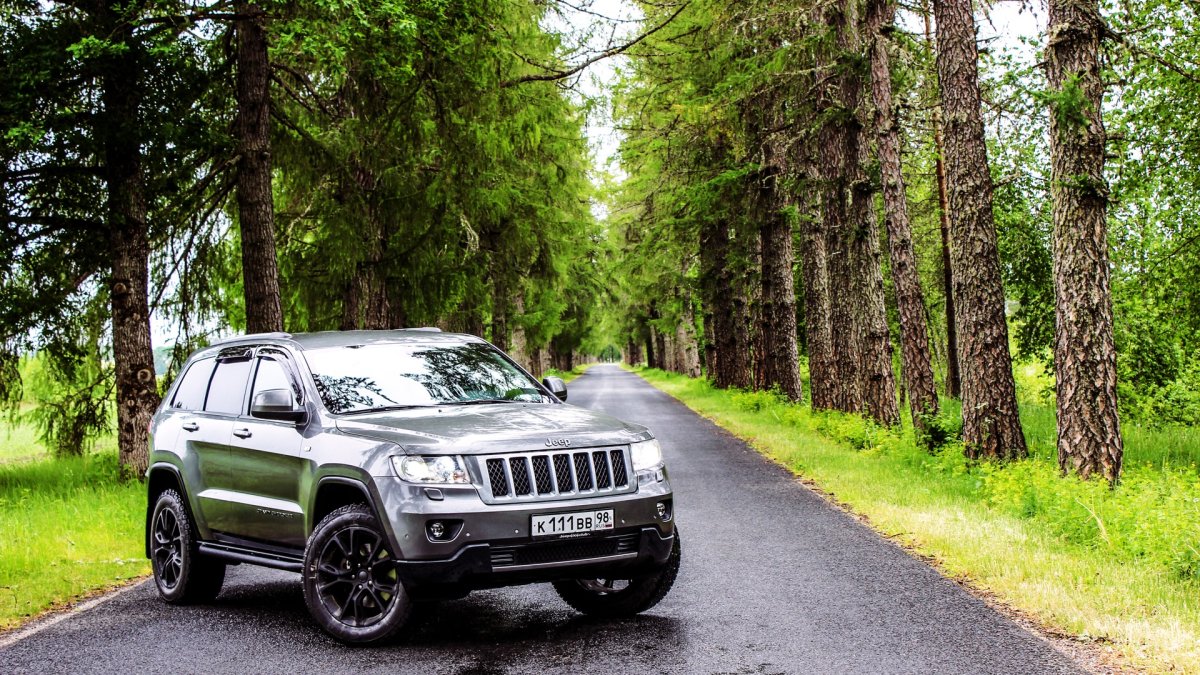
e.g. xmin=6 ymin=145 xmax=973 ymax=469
xmin=0 ymin=428 xmax=148 ymax=630
xmin=544 ymin=361 xmax=602 ymax=384
xmin=634 ymin=367 xmax=1200 ymax=673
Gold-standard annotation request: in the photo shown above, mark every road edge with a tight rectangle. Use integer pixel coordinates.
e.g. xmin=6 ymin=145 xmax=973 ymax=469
xmin=0 ymin=576 xmax=150 ymax=650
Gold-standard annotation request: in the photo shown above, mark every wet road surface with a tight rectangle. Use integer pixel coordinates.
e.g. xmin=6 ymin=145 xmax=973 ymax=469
xmin=0 ymin=365 xmax=1082 ymax=674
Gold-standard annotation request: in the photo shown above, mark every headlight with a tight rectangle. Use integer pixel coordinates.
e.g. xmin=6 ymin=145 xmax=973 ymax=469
xmin=391 ymin=455 xmax=470 ymax=484
xmin=630 ymin=438 xmax=664 ymax=472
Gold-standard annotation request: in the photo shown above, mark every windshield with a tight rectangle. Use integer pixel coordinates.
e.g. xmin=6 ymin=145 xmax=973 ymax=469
xmin=303 ymin=342 xmax=551 ymax=414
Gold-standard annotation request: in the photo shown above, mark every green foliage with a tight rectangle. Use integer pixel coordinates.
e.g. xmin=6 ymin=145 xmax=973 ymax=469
xmin=1036 ymin=73 xmax=1092 ymax=135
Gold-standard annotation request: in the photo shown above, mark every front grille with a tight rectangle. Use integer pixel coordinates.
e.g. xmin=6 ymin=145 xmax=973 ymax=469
xmin=477 ymin=448 xmax=634 ymax=502
xmin=491 ymin=533 xmax=640 ymax=568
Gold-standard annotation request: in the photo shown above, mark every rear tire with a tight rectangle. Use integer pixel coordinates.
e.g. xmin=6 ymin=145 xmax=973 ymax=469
xmin=553 ymin=529 xmax=681 ymax=618
xmin=302 ymin=504 xmax=412 ymax=645
xmin=150 ymin=489 xmax=226 ymax=604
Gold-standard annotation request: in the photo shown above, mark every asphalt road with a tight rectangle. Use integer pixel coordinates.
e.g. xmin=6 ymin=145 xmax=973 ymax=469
xmin=0 ymin=365 xmax=1082 ymax=674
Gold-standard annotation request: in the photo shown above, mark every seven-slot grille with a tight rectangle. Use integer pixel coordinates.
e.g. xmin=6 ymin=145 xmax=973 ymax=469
xmin=481 ymin=448 xmax=633 ymax=502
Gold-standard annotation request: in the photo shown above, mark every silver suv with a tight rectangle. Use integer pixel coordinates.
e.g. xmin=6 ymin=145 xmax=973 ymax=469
xmin=145 ymin=330 xmax=679 ymax=643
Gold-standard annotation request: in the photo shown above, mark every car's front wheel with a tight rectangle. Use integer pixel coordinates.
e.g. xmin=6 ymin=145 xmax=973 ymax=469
xmin=553 ymin=529 xmax=681 ymax=618
xmin=302 ymin=504 xmax=412 ymax=644
xmin=150 ymin=489 xmax=226 ymax=604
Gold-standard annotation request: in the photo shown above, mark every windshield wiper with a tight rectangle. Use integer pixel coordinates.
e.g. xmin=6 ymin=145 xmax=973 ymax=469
xmin=340 ymin=404 xmax=435 ymax=415
xmin=448 ymin=398 xmax=521 ymax=406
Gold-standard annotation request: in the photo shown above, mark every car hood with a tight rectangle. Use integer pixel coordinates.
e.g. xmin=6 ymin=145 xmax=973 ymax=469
xmin=333 ymin=403 xmax=651 ymax=455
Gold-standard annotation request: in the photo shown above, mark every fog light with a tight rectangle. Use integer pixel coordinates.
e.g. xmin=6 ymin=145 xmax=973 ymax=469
xmin=428 ymin=521 xmax=446 ymax=539
xmin=656 ymin=501 xmax=671 ymax=521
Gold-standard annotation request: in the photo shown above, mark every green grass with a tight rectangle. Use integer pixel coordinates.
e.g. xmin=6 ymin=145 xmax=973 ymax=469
xmin=544 ymin=361 xmax=602 ymax=384
xmin=634 ymin=367 xmax=1200 ymax=673
xmin=0 ymin=424 xmax=147 ymax=630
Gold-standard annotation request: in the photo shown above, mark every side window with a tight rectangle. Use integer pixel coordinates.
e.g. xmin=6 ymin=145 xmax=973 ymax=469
xmin=251 ymin=357 xmax=293 ymax=402
xmin=171 ymin=358 xmax=216 ymax=411
xmin=203 ymin=359 xmax=252 ymax=415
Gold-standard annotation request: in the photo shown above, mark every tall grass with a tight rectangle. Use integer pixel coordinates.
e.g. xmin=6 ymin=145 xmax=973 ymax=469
xmin=0 ymin=428 xmax=146 ymax=629
xmin=635 ymin=367 xmax=1200 ymax=673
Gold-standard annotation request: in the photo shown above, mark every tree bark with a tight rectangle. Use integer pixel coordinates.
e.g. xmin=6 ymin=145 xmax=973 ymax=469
xmin=923 ymin=4 xmax=962 ymax=399
xmin=757 ymin=175 xmax=803 ymax=401
xmin=869 ymin=0 xmax=940 ymax=430
xmin=1046 ymin=0 xmax=1122 ymax=482
xmin=101 ymin=1 xmax=161 ymax=480
xmin=848 ymin=157 xmax=900 ymax=427
xmin=934 ymin=0 xmax=1027 ymax=458
xmin=625 ymin=339 xmax=642 ymax=367
xmin=799 ymin=199 xmax=837 ymax=411
xmin=677 ymin=300 xmax=702 ymax=378
xmin=821 ymin=131 xmax=863 ymax=414
xmin=235 ymin=1 xmax=284 ymax=334
xmin=701 ymin=215 xmax=753 ymax=389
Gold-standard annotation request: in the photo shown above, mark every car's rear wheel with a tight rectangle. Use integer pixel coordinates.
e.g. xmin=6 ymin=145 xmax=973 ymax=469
xmin=553 ymin=529 xmax=681 ymax=618
xmin=302 ymin=504 xmax=412 ymax=644
xmin=150 ymin=489 xmax=226 ymax=604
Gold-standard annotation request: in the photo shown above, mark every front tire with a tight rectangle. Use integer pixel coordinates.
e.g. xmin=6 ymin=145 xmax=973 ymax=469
xmin=553 ymin=529 xmax=681 ymax=618
xmin=150 ymin=489 xmax=226 ymax=604
xmin=302 ymin=504 xmax=412 ymax=645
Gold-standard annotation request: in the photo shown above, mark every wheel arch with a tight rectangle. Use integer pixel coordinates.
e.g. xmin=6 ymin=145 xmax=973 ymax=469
xmin=145 ymin=462 xmax=186 ymax=558
xmin=309 ymin=476 xmax=397 ymax=554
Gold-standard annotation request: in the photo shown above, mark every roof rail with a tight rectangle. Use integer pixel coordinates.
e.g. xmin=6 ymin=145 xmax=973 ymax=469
xmin=209 ymin=331 xmax=294 ymax=345
xmin=404 ymin=327 xmax=442 ymax=332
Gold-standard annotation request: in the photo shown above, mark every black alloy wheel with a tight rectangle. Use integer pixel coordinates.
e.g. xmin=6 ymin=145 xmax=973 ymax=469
xmin=313 ymin=526 xmax=400 ymax=628
xmin=303 ymin=504 xmax=412 ymax=644
xmin=149 ymin=489 xmax=226 ymax=604
xmin=151 ymin=507 xmax=183 ymax=591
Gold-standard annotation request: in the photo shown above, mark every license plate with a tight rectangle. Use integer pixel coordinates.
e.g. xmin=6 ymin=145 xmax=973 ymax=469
xmin=531 ymin=509 xmax=614 ymax=537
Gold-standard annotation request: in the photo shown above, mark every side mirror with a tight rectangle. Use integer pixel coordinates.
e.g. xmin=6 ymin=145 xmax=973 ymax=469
xmin=542 ymin=376 xmax=568 ymax=402
xmin=251 ymin=388 xmax=307 ymax=423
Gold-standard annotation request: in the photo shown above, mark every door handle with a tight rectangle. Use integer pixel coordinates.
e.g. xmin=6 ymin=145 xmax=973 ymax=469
xmin=182 ymin=422 xmax=199 ymax=432
xmin=233 ymin=428 xmax=252 ymax=439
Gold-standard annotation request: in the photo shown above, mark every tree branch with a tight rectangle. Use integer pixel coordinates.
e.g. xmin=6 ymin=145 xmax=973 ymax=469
xmin=500 ymin=2 xmax=690 ymax=88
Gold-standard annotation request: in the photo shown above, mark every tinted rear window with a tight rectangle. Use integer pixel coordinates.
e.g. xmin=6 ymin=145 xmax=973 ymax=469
xmin=204 ymin=359 xmax=252 ymax=415
xmin=170 ymin=358 xmax=216 ymax=411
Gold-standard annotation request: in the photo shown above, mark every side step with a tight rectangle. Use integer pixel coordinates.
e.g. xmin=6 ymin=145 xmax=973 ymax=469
xmin=198 ymin=542 xmax=304 ymax=572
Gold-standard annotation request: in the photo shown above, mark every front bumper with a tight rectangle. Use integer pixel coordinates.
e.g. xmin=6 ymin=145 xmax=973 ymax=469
xmin=397 ymin=526 xmax=675 ymax=591
xmin=374 ymin=471 xmax=674 ymax=590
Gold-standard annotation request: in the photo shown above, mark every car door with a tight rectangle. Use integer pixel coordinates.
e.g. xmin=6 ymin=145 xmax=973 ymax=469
xmin=224 ymin=349 xmax=307 ymax=547
xmin=184 ymin=351 xmax=253 ymax=536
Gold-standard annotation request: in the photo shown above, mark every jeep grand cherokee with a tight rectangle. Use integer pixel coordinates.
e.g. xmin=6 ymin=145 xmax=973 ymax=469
xmin=145 ymin=329 xmax=679 ymax=644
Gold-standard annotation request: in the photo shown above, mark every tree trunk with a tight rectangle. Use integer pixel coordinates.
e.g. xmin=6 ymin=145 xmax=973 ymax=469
xmin=799 ymin=201 xmax=837 ymax=410
xmin=757 ymin=177 xmax=803 ymax=401
xmin=934 ymin=0 xmax=1027 ymax=458
xmin=816 ymin=0 xmax=865 ymax=415
xmin=625 ymin=339 xmax=642 ymax=366
xmin=101 ymin=2 xmax=161 ymax=480
xmin=340 ymin=236 xmax=389 ymax=329
xmin=678 ymin=301 xmax=702 ymax=378
xmin=869 ymin=0 xmax=939 ymax=430
xmin=235 ymin=1 xmax=284 ymax=334
xmin=654 ymin=327 xmax=667 ymax=373
xmin=699 ymin=217 xmax=726 ymax=382
xmin=701 ymin=216 xmax=753 ymax=389
xmin=923 ymin=3 xmax=961 ymax=399
xmin=491 ymin=273 xmax=508 ymax=351
xmin=1046 ymin=0 xmax=1122 ymax=483
xmin=848 ymin=161 xmax=900 ymax=426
